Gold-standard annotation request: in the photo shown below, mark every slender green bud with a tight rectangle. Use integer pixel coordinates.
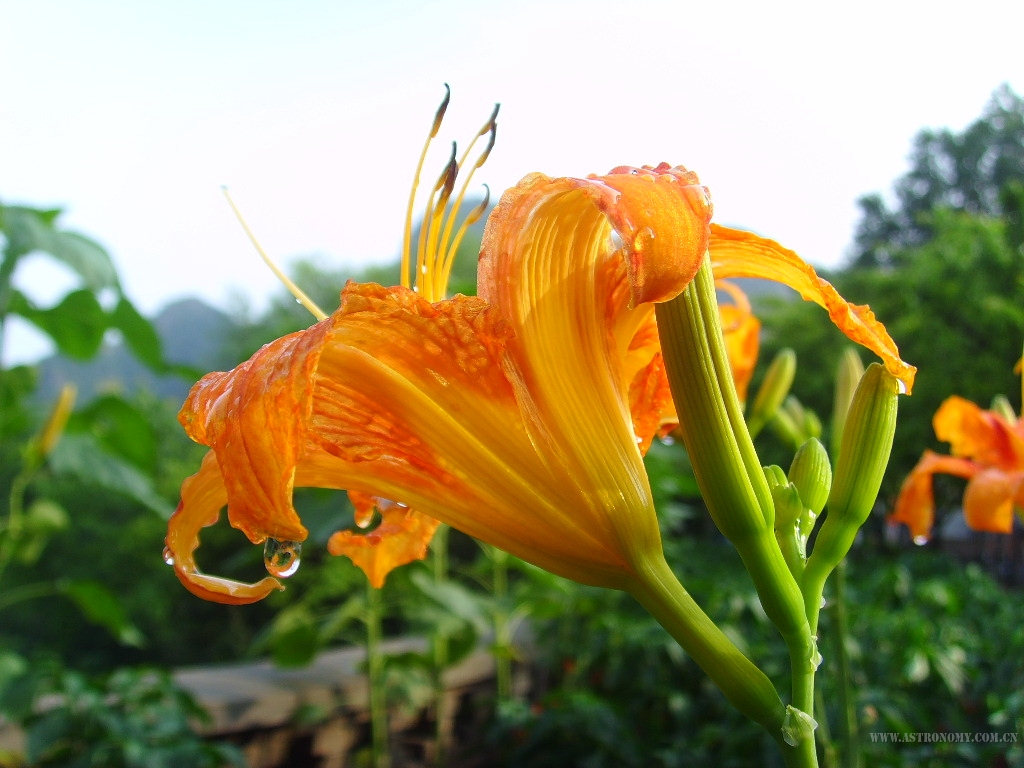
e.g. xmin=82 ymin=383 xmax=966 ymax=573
xmin=788 ymin=438 xmax=831 ymax=517
xmin=748 ymin=348 xmax=796 ymax=439
xmin=991 ymin=394 xmax=1016 ymax=423
xmin=831 ymin=348 xmax=865 ymax=460
xmin=800 ymin=406 xmax=823 ymax=442
xmin=769 ymin=474 xmax=805 ymax=578
xmin=808 ymin=364 xmax=898 ymax=575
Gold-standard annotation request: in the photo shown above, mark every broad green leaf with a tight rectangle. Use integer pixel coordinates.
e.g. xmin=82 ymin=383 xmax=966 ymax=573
xmin=109 ymin=296 xmax=164 ymax=369
xmin=1 ymin=205 xmax=119 ymax=290
xmin=59 ymin=579 xmax=145 ymax=647
xmin=408 ymin=570 xmax=489 ymax=633
xmin=48 ymin=434 xmax=174 ymax=518
xmin=9 ymin=288 xmax=107 ymax=359
xmin=269 ymin=606 xmax=321 ymax=668
xmin=70 ymin=394 xmax=158 ymax=473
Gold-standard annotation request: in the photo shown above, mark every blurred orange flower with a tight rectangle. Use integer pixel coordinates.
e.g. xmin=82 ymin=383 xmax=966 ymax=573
xmin=891 ymin=395 xmax=1024 ymax=540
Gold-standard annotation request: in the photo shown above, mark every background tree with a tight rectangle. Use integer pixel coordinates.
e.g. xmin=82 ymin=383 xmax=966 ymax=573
xmin=760 ymin=85 xmax=1024 ymax=507
xmin=852 ymin=84 xmax=1024 ymax=268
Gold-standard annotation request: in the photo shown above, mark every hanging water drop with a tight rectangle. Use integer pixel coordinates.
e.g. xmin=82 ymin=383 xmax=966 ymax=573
xmin=162 ymin=546 xmax=175 ymax=566
xmin=912 ymin=534 xmax=928 ymax=546
xmin=264 ymin=538 xmax=303 ymax=578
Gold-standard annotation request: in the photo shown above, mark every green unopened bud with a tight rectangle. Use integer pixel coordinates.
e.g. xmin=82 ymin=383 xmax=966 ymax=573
xmin=769 ymin=474 xmax=805 ymax=578
xmin=788 ymin=438 xmax=832 ymax=517
xmin=763 ymin=464 xmax=787 ymax=490
xmin=809 ymin=364 xmax=898 ymax=573
xmin=748 ymin=348 xmax=796 ymax=439
xmin=831 ymin=348 xmax=865 ymax=459
xmin=800 ymin=407 xmax=823 ymax=442
xmin=991 ymin=394 xmax=1016 ymax=423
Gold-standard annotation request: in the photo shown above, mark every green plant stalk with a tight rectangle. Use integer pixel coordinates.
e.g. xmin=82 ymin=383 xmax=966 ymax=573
xmin=431 ymin=524 xmax=450 ymax=768
xmin=0 ymin=464 xmax=34 ymax=586
xmin=492 ymin=545 xmax=512 ymax=701
xmin=366 ymin=580 xmax=391 ymax=768
xmin=655 ymin=256 xmax=817 ymax=750
xmin=628 ymin=552 xmax=816 ymax=768
xmin=832 ymin=561 xmax=861 ymax=768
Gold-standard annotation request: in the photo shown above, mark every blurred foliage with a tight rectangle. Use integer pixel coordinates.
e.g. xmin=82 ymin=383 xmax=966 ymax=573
xmin=758 ymin=85 xmax=1024 ymax=508
xmin=853 ymin=83 xmax=1024 ymax=268
xmin=0 ymin=662 xmax=244 ymax=768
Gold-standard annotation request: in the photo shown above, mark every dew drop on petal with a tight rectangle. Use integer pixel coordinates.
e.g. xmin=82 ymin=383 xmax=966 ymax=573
xmin=659 ymin=435 xmax=675 ymax=446
xmin=264 ymin=538 xmax=303 ymax=578
xmin=162 ymin=546 xmax=175 ymax=566
xmin=913 ymin=535 xmax=929 ymax=546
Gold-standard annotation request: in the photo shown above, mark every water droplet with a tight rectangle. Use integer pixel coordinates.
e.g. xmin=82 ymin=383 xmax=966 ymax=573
xmin=897 ymin=379 xmax=908 ymax=395
xmin=820 ymin=596 xmax=827 ymax=609
xmin=162 ymin=546 xmax=175 ymax=566
xmin=264 ymin=538 xmax=302 ymax=578
xmin=659 ymin=435 xmax=675 ymax=446
xmin=913 ymin=534 xmax=929 ymax=546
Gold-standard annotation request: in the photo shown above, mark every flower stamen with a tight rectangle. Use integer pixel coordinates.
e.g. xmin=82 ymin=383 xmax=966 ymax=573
xmin=400 ymin=84 xmax=499 ymax=301
xmin=222 ymin=187 xmax=328 ymax=321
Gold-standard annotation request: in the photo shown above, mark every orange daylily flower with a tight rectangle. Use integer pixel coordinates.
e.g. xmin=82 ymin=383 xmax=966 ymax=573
xmin=168 ymin=154 xmax=914 ymax=603
xmin=891 ymin=395 xmax=1024 ymax=540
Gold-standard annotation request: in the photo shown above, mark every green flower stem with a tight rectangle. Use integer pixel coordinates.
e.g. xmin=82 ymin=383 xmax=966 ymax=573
xmin=656 ymin=256 xmax=817 ymax=753
xmin=491 ymin=546 xmax=513 ymax=701
xmin=431 ymin=525 xmax=450 ymax=767
xmin=628 ymin=553 xmax=815 ymax=768
xmin=832 ymin=561 xmax=862 ymax=768
xmin=366 ymin=580 xmax=391 ymax=768
xmin=0 ymin=465 xmax=33 ymax=585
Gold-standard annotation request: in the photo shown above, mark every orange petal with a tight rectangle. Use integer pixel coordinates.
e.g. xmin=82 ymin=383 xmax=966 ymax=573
xmin=708 ymin=224 xmax=916 ymax=395
xmin=963 ymin=468 xmax=1017 ymax=534
xmin=179 ymin=325 xmax=331 ymax=545
xmin=328 ymin=502 xmax=442 ymax=588
xmin=933 ymin=395 xmax=1024 ymax=469
xmin=166 ymin=451 xmax=285 ymax=605
xmin=889 ymin=450 xmax=978 ymax=541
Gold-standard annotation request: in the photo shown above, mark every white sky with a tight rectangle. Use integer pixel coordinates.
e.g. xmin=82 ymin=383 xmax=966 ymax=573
xmin=2 ymin=0 xmax=1022 ymax=362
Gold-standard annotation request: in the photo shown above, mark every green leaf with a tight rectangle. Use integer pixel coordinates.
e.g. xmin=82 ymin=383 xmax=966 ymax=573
xmin=1 ymin=205 xmax=119 ymax=290
xmin=59 ymin=579 xmax=145 ymax=647
xmin=269 ymin=607 xmax=321 ymax=668
xmin=109 ymin=296 xmax=164 ymax=370
xmin=70 ymin=395 xmax=158 ymax=473
xmin=9 ymin=288 xmax=107 ymax=359
xmin=16 ymin=499 xmax=69 ymax=565
xmin=48 ymin=433 xmax=174 ymax=518
xmin=408 ymin=570 xmax=488 ymax=633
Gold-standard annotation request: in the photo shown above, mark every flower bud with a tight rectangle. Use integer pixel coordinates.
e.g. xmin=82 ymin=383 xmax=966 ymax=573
xmin=831 ymin=348 xmax=865 ymax=459
xmin=788 ymin=438 xmax=831 ymax=517
xmin=29 ymin=384 xmax=77 ymax=464
xmin=809 ymin=364 xmax=898 ymax=573
xmin=747 ymin=348 xmax=796 ymax=439
xmin=990 ymin=394 xmax=1016 ymax=424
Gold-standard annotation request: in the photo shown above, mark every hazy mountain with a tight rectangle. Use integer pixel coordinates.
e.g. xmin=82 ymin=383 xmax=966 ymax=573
xmin=35 ymin=298 xmax=238 ymax=404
